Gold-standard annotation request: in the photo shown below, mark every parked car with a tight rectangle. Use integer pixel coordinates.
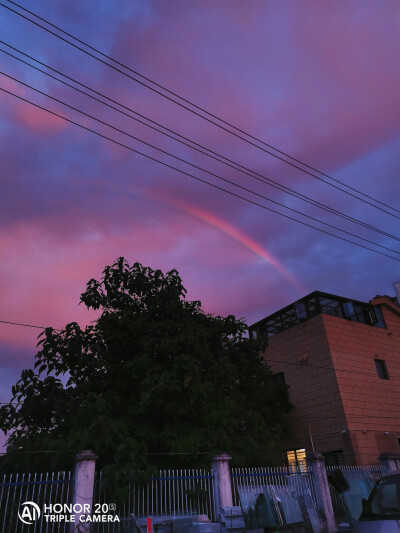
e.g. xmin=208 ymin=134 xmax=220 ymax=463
xmin=354 ymin=471 xmax=400 ymax=532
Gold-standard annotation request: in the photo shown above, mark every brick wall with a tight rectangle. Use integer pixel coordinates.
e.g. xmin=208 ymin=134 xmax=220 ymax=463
xmin=324 ymin=304 xmax=400 ymax=464
xmin=262 ymin=302 xmax=400 ymax=465
xmin=263 ymin=314 xmax=347 ymax=460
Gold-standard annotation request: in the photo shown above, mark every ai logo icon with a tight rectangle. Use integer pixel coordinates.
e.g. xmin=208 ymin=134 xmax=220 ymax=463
xmin=18 ymin=501 xmax=41 ymax=525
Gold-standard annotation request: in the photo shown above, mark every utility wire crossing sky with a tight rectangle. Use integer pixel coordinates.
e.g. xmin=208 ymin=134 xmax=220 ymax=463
xmin=0 ymin=1 xmax=399 ymax=434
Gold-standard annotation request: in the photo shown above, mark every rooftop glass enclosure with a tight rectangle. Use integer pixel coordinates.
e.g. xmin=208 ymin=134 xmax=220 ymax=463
xmin=250 ymin=291 xmax=386 ymax=339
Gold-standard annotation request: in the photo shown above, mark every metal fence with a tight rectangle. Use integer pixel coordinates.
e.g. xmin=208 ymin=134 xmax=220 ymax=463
xmin=230 ymin=466 xmax=317 ymax=507
xmin=93 ymin=469 xmax=216 ymax=532
xmin=0 ymin=471 xmax=74 ymax=533
xmin=327 ymin=464 xmax=383 ymax=524
xmin=3 ymin=463 xmax=385 ymax=531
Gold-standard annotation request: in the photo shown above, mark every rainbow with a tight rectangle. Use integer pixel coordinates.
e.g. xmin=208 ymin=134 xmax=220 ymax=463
xmin=164 ymin=196 xmax=305 ymax=292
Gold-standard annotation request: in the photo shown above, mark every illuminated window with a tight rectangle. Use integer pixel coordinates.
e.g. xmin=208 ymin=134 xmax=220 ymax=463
xmin=286 ymin=448 xmax=306 ymax=470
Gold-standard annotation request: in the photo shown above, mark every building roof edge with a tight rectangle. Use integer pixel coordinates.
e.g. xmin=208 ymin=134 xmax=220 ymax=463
xmin=370 ymin=296 xmax=400 ymax=317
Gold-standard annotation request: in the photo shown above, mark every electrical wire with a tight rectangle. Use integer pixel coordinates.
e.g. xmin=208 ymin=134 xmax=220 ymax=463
xmin=1 ymin=44 xmax=399 ymax=245
xmin=0 ymin=450 xmax=391 ymax=456
xmin=0 ymin=449 xmax=78 ymax=455
xmin=1 ymin=75 xmax=399 ymax=261
xmin=2 ymin=0 xmax=400 ymax=218
xmin=0 ymin=451 xmax=389 ymax=458
xmin=1 ymin=316 xmax=400 ymax=380
xmin=291 ymin=414 xmax=400 ymax=421
xmin=265 ymin=356 xmax=400 ymax=380
xmin=1 ymin=5 xmax=397 ymax=458
xmin=0 ymin=400 xmax=399 ymax=421
xmin=0 ymin=319 xmax=60 ymax=330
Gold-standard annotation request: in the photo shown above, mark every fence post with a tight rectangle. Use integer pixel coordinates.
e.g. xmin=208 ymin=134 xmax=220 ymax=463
xmin=70 ymin=450 xmax=97 ymax=533
xmin=307 ymin=452 xmax=336 ymax=533
xmin=211 ymin=454 xmax=232 ymax=521
xmin=379 ymin=452 xmax=400 ymax=472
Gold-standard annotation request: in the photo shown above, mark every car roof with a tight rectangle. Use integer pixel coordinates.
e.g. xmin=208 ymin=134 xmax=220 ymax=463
xmin=381 ymin=470 xmax=400 ymax=478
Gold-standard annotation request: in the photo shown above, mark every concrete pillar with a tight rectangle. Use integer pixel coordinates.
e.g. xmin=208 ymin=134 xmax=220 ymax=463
xmin=379 ymin=452 xmax=400 ymax=472
xmin=306 ymin=452 xmax=336 ymax=533
xmin=70 ymin=450 xmax=97 ymax=533
xmin=211 ymin=454 xmax=233 ymax=521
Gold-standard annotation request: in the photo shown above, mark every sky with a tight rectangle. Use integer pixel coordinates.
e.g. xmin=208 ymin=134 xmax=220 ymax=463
xmin=0 ymin=1 xmax=399 ymax=445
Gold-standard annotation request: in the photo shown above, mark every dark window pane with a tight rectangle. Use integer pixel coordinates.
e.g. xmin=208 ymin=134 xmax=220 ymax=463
xmin=307 ymin=297 xmax=319 ymax=317
xmin=373 ymin=306 xmax=386 ymax=329
xmin=364 ymin=308 xmax=376 ymax=325
xmin=250 ymin=328 xmax=258 ymax=340
xmin=375 ymin=359 xmax=389 ymax=380
xmin=343 ymin=302 xmax=355 ymax=318
xmin=294 ymin=302 xmax=307 ymax=320
xmin=324 ymin=451 xmax=345 ymax=467
xmin=271 ymin=372 xmax=286 ymax=386
xmin=369 ymin=478 xmax=400 ymax=518
xmin=320 ymin=298 xmax=343 ymax=318
xmin=259 ymin=323 xmax=268 ymax=338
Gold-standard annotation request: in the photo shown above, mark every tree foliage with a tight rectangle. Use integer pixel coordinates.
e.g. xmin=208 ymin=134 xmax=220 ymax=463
xmin=0 ymin=258 xmax=291 ymax=475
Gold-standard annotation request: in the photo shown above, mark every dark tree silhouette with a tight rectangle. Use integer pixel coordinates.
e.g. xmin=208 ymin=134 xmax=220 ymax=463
xmin=0 ymin=258 xmax=291 ymax=475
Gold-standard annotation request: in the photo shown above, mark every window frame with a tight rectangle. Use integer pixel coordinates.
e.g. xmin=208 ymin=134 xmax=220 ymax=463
xmin=286 ymin=448 xmax=307 ymax=470
xmin=375 ymin=358 xmax=389 ymax=380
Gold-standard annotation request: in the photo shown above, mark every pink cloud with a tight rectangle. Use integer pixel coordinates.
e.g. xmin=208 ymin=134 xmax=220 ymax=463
xmin=0 ymin=0 xmax=398 ymax=405
xmin=15 ymin=104 xmax=66 ymax=133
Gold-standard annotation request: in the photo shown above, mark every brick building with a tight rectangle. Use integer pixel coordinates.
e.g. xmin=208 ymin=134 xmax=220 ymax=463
xmin=249 ymin=291 xmax=400 ymax=467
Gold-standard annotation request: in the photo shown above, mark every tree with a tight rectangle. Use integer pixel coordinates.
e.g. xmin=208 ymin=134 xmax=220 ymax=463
xmin=0 ymin=258 xmax=291 ymax=476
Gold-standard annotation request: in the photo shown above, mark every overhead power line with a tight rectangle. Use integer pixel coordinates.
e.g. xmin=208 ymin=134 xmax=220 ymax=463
xmin=0 ymin=319 xmax=61 ymax=330
xmin=0 ymin=450 xmax=391 ymax=457
xmin=2 ymin=71 xmax=400 ymax=260
xmin=2 ymin=313 xmax=400 ymax=381
xmin=265 ymin=356 xmax=400 ymax=380
xmin=0 ymin=399 xmax=399 ymax=422
xmin=2 ymin=0 xmax=400 ymax=219
xmin=0 ymin=449 xmax=78 ymax=455
xmin=1 ymin=83 xmax=399 ymax=263
xmin=1 ymin=44 xmax=399 ymax=245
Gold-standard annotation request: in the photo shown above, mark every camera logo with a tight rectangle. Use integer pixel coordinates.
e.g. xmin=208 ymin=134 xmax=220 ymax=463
xmin=18 ymin=501 xmax=41 ymax=525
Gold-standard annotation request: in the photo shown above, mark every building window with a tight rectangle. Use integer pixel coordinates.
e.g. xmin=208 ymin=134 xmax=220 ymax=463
xmin=375 ymin=359 xmax=389 ymax=380
xmin=343 ymin=301 xmax=355 ymax=319
xmin=286 ymin=448 xmax=306 ymax=470
xmin=271 ymin=372 xmax=286 ymax=386
xmin=250 ymin=328 xmax=258 ymax=340
xmin=373 ymin=306 xmax=386 ymax=329
xmin=324 ymin=450 xmax=345 ymax=466
xmin=294 ymin=302 xmax=307 ymax=320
